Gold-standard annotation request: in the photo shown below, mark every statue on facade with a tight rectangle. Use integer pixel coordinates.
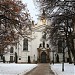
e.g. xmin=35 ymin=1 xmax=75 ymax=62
xmin=43 ymin=41 xmax=45 ymax=48
xmin=47 ymin=44 xmax=49 ymax=48
xmin=39 ymin=43 xmax=42 ymax=48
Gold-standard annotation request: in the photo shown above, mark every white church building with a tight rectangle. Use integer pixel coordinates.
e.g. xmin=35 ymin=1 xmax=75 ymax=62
xmin=1 ymin=17 xmax=70 ymax=63
xmin=2 ymin=18 xmax=51 ymax=63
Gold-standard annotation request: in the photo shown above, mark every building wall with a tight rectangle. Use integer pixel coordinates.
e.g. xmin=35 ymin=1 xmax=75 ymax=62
xmin=4 ymin=45 xmax=16 ymax=62
xmin=3 ymin=18 xmax=70 ymax=63
xmin=16 ymin=32 xmax=43 ymax=63
xmin=30 ymin=32 xmax=42 ymax=62
xmin=17 ymin=36 xmax=30 ymax=63
xmin=3 ymin=31 xmax=42 ymax=63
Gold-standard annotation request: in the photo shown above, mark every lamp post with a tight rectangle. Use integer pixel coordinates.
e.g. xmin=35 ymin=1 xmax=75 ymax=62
xmin=53 ymin=50 xmax=55 ymax=64
xmin=34 ymin=54 xmax=35 ymax=63
xmin=52 ymin=49 xmax=55 ymax=64
xmin=62 ymin=38 xmax=65 ymax=71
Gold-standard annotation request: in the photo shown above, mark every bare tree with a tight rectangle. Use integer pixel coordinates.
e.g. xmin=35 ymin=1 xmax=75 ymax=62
xmin=0 ymin=0 xmax=32 ymax=52
xmin=35 ymin=0 xmax=75 ymax=64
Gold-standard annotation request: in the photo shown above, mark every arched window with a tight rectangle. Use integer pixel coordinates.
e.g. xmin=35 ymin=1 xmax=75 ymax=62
xmin=58 ymin=40 xmax=62 ymax=53
xmin=10 ymin=47 xmax=14 ymax=53
xmin=23 ymin=38 xmax=28 ymax=51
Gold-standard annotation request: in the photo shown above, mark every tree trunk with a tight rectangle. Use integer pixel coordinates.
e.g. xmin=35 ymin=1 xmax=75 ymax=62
xmin=69 ymin=39 xmax=75 ymax=65
xmin=68 ymin=48 xmax=72 ymax=64
xmin=15 ymin=52 xmax=17 ymax=63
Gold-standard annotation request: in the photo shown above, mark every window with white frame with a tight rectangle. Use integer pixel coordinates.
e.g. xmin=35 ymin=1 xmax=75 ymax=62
xmin=23 ymin=38 xmax=28 ymax=51
xmin=10 ymin=47 xmax=14 ymax=53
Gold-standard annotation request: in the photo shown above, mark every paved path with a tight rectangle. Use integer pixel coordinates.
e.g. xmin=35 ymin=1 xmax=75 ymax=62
xmin=25 ymin=64 xmax=55 ymax=75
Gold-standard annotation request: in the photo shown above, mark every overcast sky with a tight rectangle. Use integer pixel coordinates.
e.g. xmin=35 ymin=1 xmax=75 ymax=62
xmin=22 ymin=0 xmax=39 ymax=24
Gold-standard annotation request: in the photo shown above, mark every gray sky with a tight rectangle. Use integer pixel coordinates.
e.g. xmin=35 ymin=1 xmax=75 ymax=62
xmin=22 ymin=0 xmax=39 ymax=24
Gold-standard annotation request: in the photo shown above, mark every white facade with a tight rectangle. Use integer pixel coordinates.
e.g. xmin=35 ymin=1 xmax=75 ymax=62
xmin=17 ymin=31 xmax=43 ymax=63
xmin=3 ymin=18 xmax=50 ymax=63
xmin=4 ymin=45 xmax=16 ymax=62
xmin=3 ymin=19 xmax=69 ymax=63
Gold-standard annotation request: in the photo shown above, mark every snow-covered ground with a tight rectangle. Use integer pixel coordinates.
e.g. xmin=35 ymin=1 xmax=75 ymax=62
xmin=0 ymin=63 xmax=37 ymax=75
xmin=51 ymin=63 xmax=75 ymax=75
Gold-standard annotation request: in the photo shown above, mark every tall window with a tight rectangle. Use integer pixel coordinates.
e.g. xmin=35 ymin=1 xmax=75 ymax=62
xmin=10 ymin=47 xmax=14 ymax=53
xmin=23 ymin=38 xmax=28 ymax=51
xmin=58 ymin=40 xmax=62 ymax=53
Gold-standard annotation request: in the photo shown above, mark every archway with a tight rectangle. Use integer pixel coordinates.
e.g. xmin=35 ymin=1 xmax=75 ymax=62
xmin=41 ymin=51 xmax=46 ymax=63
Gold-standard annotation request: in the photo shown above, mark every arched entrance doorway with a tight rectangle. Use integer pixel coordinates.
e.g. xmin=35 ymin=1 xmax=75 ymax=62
xmin=41 ymin=52 xmax=46 ymax=63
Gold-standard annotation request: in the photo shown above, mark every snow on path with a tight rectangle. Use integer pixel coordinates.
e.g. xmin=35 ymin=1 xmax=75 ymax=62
xmin=51 ymin=63 xmax=75 ymax=75
xmin=0 ymin=63 xmax=38 ymax=75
